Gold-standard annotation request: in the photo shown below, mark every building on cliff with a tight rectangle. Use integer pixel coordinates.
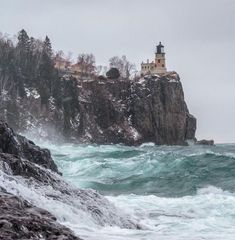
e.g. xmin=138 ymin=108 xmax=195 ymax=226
xmin=54 ymin=56 xmax=71 ymax=72
xmin=141 ymin=42 xmax=167 ymax=75
xmin=70 ymin=63 xmax=82 ymax=77
xmin=54 ymin=57 xmax=94 ymax=80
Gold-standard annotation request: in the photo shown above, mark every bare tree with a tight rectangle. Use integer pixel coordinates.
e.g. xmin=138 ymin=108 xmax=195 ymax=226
xmin=0 ymin=74 xmax=14 ymax=106
xmin=96 ymin=65 xmax=108 ymax=76
xmin=109 ymin=55 xmax=136 ymax=80
xmin=77 ymin=53 xmax=96 ymax=79
xmin=66 ymin=51 xmax=73 ymax=62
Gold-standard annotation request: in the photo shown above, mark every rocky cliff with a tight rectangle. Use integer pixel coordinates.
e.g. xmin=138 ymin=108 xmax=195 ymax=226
xmin=0 ymin=72 xmax=196 ymax=145
xmin=77 ymin=72 xmax=196 ymax=145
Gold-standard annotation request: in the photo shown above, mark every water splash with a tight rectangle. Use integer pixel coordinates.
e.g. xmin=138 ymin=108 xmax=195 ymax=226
xmin=10 ymin=139 xmax=235 ymax=240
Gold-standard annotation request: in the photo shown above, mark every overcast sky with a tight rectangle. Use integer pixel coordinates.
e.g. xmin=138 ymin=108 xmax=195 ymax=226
xmin=0 ymin=0 xmax=234 ymax=143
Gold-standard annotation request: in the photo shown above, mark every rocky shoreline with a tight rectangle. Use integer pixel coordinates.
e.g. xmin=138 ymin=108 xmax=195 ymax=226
xmin=0 ymin=121 xmax=80 ymax=239
xmin=0 ymin=72 xmax=198 ymax=239
xmin=0 ymin=121 xmax=139 ymax=239
xmin=0 ymin=189 xmax=81 ymax=240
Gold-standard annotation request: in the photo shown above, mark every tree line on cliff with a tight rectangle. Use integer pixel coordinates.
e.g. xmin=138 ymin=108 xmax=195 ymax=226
xmin=0 ymin=30 xmax=61 ymax=106
xmin=0 ymin=29 xmax=136 ymax=105
xmin=0 ymin=30 xmax=79 ymax=130
xmin=0 ymin=29 xmax=136 ymax=132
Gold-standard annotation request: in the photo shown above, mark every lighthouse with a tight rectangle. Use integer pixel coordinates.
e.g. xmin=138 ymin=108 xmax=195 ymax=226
xmin=155 ymin=42 xmax=167 ymax=74
xmin=141 ymin=42 xmax=167 ymax=75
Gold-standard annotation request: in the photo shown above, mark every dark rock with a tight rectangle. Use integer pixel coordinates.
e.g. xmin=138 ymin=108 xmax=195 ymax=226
xmin=185 ymin=114 xmax=197 ymax=140
xmin=196 ymin=139 xmax=214 ymax=145
xmin=0 ymin=153 xmax=60 ymax=185
xmin=0 ymin=191 xmax=81 ymax=240
xmin=0 ymin=120 xmax=60 ymax=174
xmin=77 ymin=72 xmax=197 ymax=145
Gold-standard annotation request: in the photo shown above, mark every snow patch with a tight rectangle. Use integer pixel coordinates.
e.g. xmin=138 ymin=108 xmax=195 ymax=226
xmin=128 ymin=115 xmax=141 ymax=141
xmin=129 ymin=126 xmax=141 ymax=141
xmin=138 ymin=78 xmax=146 ymax=85
xmin=25 ymin=87 xmax=40 ymax=99
xmin=0 ymin=90 xmax=10 ymax=101
xmin=49 ymin=96 xmax=56 ymax=111
xmin=168 ymin=79 xmax=178 ymax=83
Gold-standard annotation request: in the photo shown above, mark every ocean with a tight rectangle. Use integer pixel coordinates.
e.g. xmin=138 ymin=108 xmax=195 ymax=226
xmin=41 ymin=142 xmax=235 ymax=240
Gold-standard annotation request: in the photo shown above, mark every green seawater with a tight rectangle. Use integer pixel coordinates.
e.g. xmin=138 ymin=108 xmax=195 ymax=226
xmin=38 ymin=142 xmax=235 ymax=240
xmin=50 ymin=143 xmax=235 ymax=197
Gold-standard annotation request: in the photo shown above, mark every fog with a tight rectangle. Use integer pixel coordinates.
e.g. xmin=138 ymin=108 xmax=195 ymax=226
xmin=0 ymin=0 xmax=234 ymax=143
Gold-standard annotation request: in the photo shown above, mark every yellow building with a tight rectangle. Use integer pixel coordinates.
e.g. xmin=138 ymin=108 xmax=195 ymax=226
xmin=71 ymin=63 xmax=82 ymax=77
xmin=54 ymin=56 xmax=71 ymax=72
xmin=141 ymin=42 xmax=167 ymax=75
xmin=54 ymin=56 xmax=82 ymax=78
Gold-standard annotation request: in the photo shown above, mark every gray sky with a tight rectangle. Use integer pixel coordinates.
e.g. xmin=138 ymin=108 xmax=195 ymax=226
xmin=0 ymin=0 xmax=234 ymax=143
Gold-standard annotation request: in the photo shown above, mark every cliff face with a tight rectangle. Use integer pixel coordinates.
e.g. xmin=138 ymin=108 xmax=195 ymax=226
xmin=78 ymin=72 xmax=196 ymax=145
xmin=0 ymin=72 xmax=196 ymax=145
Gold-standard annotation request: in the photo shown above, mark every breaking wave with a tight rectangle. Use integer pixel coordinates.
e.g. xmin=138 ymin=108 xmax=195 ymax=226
xmin=6 ymin=139 xmax=235 ymax=240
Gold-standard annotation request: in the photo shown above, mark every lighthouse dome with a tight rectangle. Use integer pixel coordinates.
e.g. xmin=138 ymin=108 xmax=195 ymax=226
xmin=156 ymin=42 xmax=165 ymax=54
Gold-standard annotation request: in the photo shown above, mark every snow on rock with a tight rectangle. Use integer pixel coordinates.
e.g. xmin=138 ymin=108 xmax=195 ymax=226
xmin=129 ymin=126 xmax=141 ymax=141
xmin=168 ymin=79 xmax=179 ymax=83
xmin=49 ymin=96 xmax=56 ymax=111
xmin=25 ymin=87 xmax=40 ymax=99
xmin=137 ymin=78 xmax=146 ymax=85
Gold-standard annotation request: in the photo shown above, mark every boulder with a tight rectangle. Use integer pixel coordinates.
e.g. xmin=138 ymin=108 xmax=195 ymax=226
xmin=0 ymin=120 xmax=60 ymax=174
xmin=196 ymin=139 xmax=214 ymax=146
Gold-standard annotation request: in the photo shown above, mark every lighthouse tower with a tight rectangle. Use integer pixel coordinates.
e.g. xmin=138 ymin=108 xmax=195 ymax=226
xmin=155 ymin=42 xmax=167 ymax=74
xmin=141 ymin=42 xmax=167 ymax=75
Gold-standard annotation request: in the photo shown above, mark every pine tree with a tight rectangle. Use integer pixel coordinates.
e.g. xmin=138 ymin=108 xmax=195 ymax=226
xmin=43 ymin=36 xmax=53 ymax=58
xmin=17 ymin=29 xmax=30 ymax=51
xmin=15 ymin=29 xmax=30 ymax=95
xmin=38 ymin=36 xmax=55 ymax=105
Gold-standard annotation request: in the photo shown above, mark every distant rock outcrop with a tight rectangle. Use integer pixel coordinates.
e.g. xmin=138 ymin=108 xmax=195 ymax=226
xmin=196 ymin=139 xmax=214 ymax=146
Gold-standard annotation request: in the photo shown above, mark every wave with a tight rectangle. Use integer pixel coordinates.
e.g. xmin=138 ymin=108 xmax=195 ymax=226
xmin=0 ymin=165 xmax=138 ymax=239
xmin=42 ymin=143 xmax=235 ymax=197
xmin=14 ymin=139 xmax=235 ymax=240
xmin=105 ymin=185 xmax=235 ymax=239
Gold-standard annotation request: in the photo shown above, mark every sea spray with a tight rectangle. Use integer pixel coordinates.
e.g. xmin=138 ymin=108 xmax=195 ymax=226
xmin=18 ymin=139 xmax=235 ymax=240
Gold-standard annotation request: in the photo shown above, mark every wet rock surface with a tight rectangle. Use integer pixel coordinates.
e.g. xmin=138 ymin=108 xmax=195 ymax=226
xmin=0 ymin=120 xmax=59 ymax=173
xmin=0 ymin=120 xmax=139 ymax=239
xmin=0 ymin=120 xmax=80 ymax=239
xmin=196 ymin=139 xmax=214 ymax=146
xmin=0 ymin=191 xmax=81 ymax=240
